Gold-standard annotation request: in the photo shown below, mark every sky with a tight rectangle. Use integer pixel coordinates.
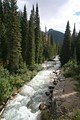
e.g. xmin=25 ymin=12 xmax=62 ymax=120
xmin=17 ymin=0 xmax=80 ymax=33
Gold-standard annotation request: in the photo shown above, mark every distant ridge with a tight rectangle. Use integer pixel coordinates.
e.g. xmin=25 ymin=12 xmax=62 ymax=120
xmin=48 ymin=29 xmax=64 ymax=43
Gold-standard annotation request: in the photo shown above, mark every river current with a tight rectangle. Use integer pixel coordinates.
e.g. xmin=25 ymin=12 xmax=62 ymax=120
xmin=1 ymin=56 xmax=60 ymax=120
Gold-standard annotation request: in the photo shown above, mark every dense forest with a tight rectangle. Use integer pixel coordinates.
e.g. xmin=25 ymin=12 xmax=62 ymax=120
xmin=0 ymin=0 xmax=58 ymax=107
xmin=60 ymin=21 xmax=80 ymax=66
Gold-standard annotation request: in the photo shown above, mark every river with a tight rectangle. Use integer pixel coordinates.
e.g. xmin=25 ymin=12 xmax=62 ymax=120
xmin=1 ymin=56 xmax=60 ymax=120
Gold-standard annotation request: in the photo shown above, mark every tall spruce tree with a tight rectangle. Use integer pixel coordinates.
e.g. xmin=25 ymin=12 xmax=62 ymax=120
xmin=8 ymin=0 xmax=22 ymax=73
xmin=76 ymin=31 xmax=80 ymax=64
xmin=0 ymin=0 xmax=8 ymax=66
xmin=60 ymin=21 xmax=71 ymax=66
xmin=43 ymin=27 xmax=49 ymax=60
xmin=0 ymin=0 xmax=3 ymax=61
xmin=3 ymin=0 xmax=11 ymax=66
xmin=71 ymin=24 xmax=76 ymax=59
xmin=0 ymin=0 xmax=2 ymax=20
xmin=35 ymin=3 xmax=41 ymax=63
xmin=50 ymin=35 xmax=54 ymax=57
xmin=38 ymin=32 xmax=43 ymax=63
xmin=27 ymin=8 xmax=35 ymax=66
xmin=21 ymin=5 xmax=28 ymax=62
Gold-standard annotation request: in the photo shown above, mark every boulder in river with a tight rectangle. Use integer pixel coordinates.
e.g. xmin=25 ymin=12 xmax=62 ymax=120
xmin=49 ymin=85 xmax=55 ymax=89
xmin=45 ymin=92 xmax=50 ymax=96
xmin=49 ymin=89 xmax=53 ymax=93
xmin=53 ymin=80 xmax=58 ymax=85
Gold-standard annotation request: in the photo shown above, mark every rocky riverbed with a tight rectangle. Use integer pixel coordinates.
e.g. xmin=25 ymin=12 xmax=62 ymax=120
xmin=40 ymin=71 xmax=80 ymax=120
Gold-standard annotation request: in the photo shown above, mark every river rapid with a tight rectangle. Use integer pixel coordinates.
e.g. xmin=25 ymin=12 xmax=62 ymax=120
xmin=1 ymin=56 xmax=60 ymax=120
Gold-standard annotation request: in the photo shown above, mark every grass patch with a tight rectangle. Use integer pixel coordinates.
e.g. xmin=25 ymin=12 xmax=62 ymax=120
xmin=58 ymin=109 xmax=80 ymax=120
xmin=41 ymin=110 xmax=52 ymax=120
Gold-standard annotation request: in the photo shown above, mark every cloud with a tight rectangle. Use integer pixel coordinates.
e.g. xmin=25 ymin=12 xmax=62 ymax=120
xmin=17 ymin=0 xmax=80 ymax=33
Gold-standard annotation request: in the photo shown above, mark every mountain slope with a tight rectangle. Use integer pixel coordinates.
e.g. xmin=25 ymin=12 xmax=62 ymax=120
xmin=48 ymin=29 xmax=64 ymax=43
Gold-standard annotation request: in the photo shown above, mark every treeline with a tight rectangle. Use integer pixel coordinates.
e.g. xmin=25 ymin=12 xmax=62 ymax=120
xmin=0 ymin=0 xmax=57 ymax=73
xmin=60 ymin=21 xmax=80 ymax=66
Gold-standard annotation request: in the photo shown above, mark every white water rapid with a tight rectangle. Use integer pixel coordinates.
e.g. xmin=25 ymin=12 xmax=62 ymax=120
xmin=0 ymin=56 xmax=60 ymax=120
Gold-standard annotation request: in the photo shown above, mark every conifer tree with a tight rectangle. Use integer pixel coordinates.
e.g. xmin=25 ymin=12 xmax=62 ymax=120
xmin=38 ymin=32 xmax=43 ymax=63
xmin=21 ymin=5 xmax=28 ymax=62
xmin=35 ymin=3 xmax=41 ymax=63
xmin=0 ymin=0 xmax=3 ymax=61
xmin=27 ymin=8 xmax=35 ymax=66
xmin=0 ymin=0 xmax=8 ymax=66
xmin=76 ymin=31 xmax=80 ymax=64
xmin=42 ymin=27 xmax=48 ymax=60
xmin=3 ymin=0 xmax=11 ymax=65
xmin=0 ymin=0 xmax=3 ymax=20
xmin=71 ymin=24 xmax=76 ymax=59
xmin=8 ymin=0 xmax=22 ymax=73
xmin=60 ymin=21 xmax=71 ymax=66
xmin=49 ymin=34 xmax=54 ymax=57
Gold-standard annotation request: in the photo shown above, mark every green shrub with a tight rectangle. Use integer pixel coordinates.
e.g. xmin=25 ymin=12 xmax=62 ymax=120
xmin=62 ymin=59 xmax=78 ymax=77
xmin=41 ymin=110 xmax=52 ymax=120
xmin=58 ymin=109 xmax=80 ymax=120
xmin=0 ymin=78 xmax=11 ymax=103
xmin=29 ymin=64 xmax=42 ymax=72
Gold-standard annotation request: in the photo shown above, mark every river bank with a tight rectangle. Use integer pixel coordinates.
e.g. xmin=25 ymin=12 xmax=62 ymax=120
xmin=40 ymin=75 xmax=80 ymax=120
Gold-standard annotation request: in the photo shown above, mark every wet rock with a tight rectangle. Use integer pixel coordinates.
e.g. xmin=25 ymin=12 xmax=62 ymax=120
xmin=49 ymin=94 xmax=53 ymax=101
xmin=45 ymin=92 xmax=50 ymax=96
xmin=48 ymin=101 xmax=53 ymax=104
xmin=46 ymin=103 xmax=51 ymax=108
xmin=49 ymin=89 xmax=53 ymax=93
xmin=59 ymin=78 xmax=64 ymax=82
xmin=53 ymin=80 xmax=58 ymax=85
xmin=39 ymin=103 xmax=47 ymax=110
xmin=49 ymin=85 xmax=55 ymax=89
xmin=53 ymin=70 xmax=57 ymax=74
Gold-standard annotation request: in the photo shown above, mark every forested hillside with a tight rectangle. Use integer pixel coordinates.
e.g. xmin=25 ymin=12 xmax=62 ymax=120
xmin=0 ymin=0 xmax=58 ymax=108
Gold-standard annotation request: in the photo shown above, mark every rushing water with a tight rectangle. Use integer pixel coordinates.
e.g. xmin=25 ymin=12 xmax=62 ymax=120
xmin=1 ymin=56 xmax=60 ymax=120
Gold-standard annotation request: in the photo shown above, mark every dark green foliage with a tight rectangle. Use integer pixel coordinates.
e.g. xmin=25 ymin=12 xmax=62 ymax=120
xmin=76 ymin=32 xmax=80 ymax=64
xmin=42 ymin=29 xmax=57 ymax=60
xmin=0 ymin=23 xmax=7 ymax=66
xmin=27 ymin=8 xmax=35 ymax=66
xmin=0 ymin=0 xmax=3 ymax=20
xmin=35 ymin=4 xmax=41 ymax=63
xmin=41 ymin=110 xmax=52 ymax=120
xmin=0 ymin=0 xmax=3 ymax=61
xmin=8 ymin=0 xmax=22 ymax=73
xmin=29 ymin=63 xmax=42 ymax=72
xmin=0 ymin=67 xmax=11 ymax=103
xmin=38 ymin=32 xmax=43 ymax=63
xmin=60 ymin=21 xmax=71 ymax=66
xmin=71 ymin=24 xmax=76 ymax=59
xmin=3 ymin=0 xmax=11 ymax=65
xmin=21 ymin=5 xmax=28 ymax=62
xmin=62 ymin=59 xmax=77 ymax=77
